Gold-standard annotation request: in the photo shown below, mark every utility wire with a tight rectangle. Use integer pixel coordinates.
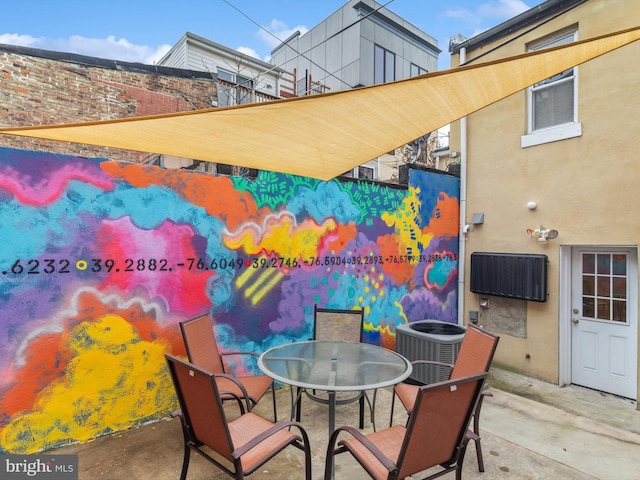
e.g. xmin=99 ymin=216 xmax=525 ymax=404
xmin=221 ymin=0 xmax=395 ymax=90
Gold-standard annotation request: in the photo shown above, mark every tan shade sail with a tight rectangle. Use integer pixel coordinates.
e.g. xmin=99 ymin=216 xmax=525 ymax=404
xmin=1 ymin=26 xmax=639 ymax=181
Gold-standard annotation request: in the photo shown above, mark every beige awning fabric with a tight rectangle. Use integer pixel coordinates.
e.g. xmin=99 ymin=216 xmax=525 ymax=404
xmin=1 ymin=26 xmax=639 ymax=181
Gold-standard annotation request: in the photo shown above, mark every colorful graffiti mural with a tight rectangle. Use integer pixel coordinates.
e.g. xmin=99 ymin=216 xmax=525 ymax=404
xmin=0 ymin=146 xmax=459 ymax=453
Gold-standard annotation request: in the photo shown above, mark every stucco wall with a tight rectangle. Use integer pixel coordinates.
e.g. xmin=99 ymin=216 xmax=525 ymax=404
xmin=450 ymin=0 xmax=640 ymax=385
xmin=0 ymin=147 xmax=460 ymax=453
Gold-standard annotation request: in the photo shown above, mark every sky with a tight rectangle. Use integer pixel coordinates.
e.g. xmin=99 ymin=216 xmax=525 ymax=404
xmin=0 ymin=0 xmax=544 ymax=71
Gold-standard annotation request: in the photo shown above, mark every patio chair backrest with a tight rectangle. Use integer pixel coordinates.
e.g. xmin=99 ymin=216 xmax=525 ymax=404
xmin=450 ymin=324 xmax=499 ymax=379
xmin=313 ymin=306 xmax=364 ymax=342
xmin=165 ymin=354 xmax=235 ymax=460
xmin=180 ymin=314 xmax=225 ymax=374
xmin=397 ymin=372 xmax=487 ymax=479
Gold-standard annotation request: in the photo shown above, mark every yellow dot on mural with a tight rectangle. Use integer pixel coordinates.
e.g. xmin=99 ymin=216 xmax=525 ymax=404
xmin=379 ymin=290 xmax=385 ymax=297
xmin=76 ymin=260 xmax=88 ymax=271
xmin=371 ymin=296 xmax=377 ymax=302
xmin=359 ymin=296 xmax=364 ymax=303
xmin=365 ymin=286 xmax=370 ymax=293
xmin=378 ymin=274 xmax=384 ymax=281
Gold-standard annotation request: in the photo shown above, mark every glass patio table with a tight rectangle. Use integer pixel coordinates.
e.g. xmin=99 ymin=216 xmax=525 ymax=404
xmin=258 ymin=340 xmax=412 ymax=438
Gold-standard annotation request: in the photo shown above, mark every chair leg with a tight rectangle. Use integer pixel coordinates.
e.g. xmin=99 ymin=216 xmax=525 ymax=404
xmin=471 ymin=390 xmax=492 ymax=472
xmin=389 ymin=389 xmax=397 ymax=427
xmin=271 ymin=384 xmax=278 ymax=422
xmin=474 ymin=435 xmax=485 ymax=473
xmin=179 ymin=445 xmax=191 ymax=480
xmin=369 ymin=389 xmax=378 ymax=432
xmin=295 ymin=386 xmax=303 ymax=422
xmin=173 ymin=413 xmax=191 ymax=480
xmin=456 ymin=434 xmax=472 ymax=480
xmin=358 ymin=394 xmax=365 ymax=429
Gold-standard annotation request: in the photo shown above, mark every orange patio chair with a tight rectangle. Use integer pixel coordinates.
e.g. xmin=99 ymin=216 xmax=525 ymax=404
xmin=180 ymin=314 xmax=277 ymax=421
xmin=325 ymin=372 xmax=488 ymax=480
xmin=389 ymin=324 xmax=499 ymax=472
xmin=293 ymin=306 xmax=373 ymax=429
xmin=165 ymin=354 xmax=312 ymax=480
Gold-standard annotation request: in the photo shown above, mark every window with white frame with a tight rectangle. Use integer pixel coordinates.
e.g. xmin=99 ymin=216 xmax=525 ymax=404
xmin=357 ymin=166 xmax=375 ymax=180
xmin=522 ymin=28 xmax=582 ymax=148
xmin=374 ymin=45 xmax=395 ymax=85
xmin=217 ymin=68 xmax=254 ymax=106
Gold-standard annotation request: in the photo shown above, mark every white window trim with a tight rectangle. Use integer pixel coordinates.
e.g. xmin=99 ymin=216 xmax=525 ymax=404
xmin=521 ymin=122 xmax=582 ymax=148
xmin=521 ymin=28 xmax=581 ymax=148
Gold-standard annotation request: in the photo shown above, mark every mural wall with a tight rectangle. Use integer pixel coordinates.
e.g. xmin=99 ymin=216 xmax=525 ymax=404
xmin=0 ymin=146 xmax=460 ymax=454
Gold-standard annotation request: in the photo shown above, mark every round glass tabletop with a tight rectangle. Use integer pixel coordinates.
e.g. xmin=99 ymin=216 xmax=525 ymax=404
xmin=258 ymin=340 xmax=412 ymax=391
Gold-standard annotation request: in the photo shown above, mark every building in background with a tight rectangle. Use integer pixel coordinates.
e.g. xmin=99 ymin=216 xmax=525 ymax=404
xmin=158 ymin=32 xmax=288 ymax=105
xmin=271 ymin=0 xmax=442 ymax=182
xmin=0 ymin=43 xmax=219 ymax=167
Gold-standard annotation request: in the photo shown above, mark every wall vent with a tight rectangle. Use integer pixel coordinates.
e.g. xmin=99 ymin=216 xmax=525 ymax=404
xmin=470 ymin=252 xmax=548 ymax=302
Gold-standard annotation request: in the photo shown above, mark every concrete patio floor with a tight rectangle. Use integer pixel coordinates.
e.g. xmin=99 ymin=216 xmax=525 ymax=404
xmin=49 ymin=367 xmax=640 ymax=480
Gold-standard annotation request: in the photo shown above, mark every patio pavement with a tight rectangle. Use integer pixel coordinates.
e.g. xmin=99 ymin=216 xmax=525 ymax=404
xmin=49 ymin=367 xmax=640 ymax=480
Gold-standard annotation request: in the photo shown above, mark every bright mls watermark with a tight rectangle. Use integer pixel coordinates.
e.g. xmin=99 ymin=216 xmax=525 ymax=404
xmin=1 ymin=455 xmax=78 ymax=479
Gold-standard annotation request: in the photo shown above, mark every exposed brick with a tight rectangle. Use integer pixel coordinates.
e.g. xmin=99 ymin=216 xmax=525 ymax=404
xmin=0 ymin=50 xmax=220 ymax=162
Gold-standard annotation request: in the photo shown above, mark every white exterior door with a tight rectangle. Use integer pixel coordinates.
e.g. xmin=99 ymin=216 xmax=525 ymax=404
xmin=571 ymin=248 xmax=637 ymax=399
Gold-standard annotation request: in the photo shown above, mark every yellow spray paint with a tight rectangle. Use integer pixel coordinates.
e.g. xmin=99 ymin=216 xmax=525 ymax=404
xmin=0 ymin=315 xmax=175 ymax=454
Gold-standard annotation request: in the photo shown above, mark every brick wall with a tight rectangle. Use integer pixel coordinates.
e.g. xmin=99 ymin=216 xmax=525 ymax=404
xmin=0 ymin=48 xmax=218 ymax=162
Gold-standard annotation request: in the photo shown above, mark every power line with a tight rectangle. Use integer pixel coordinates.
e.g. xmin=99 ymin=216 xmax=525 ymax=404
xmin=221 ymin=0 xmax=396 ymax=91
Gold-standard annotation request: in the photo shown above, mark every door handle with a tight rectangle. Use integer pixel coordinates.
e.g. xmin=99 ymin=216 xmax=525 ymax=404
xmin=572 ymin=318 xmax=580 ymax=324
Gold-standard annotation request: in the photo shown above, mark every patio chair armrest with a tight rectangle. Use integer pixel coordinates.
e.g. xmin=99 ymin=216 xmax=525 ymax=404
xmin=213 ymin=372 xmax=252 ymax=413
xmin=232 ymin=417 xmax=310 ymax=458
xmin=409 ymin=359 xmax=454 ymax=370
xmin=220 ymin=350 xmax=260 ymax=359
xmin=329 ymin=425 xmax=397 ymax=472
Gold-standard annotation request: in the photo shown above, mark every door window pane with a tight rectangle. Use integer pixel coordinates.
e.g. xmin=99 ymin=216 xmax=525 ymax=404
xmin=582 ymin=254 xmax=595 ymax=274
xmin=597 ymin=276 xmax=610 ymax=296
xmin=582 ymin=297 xmax=594 ymax=318
xmin=582 ymin=275 xmax=595 ymax=295
xmin=612 ymin=277 xmax=627 ymax=298
xmin=582 ymin=252 xmax=628 ymax=323
xmin=612 ymin=300 xmax=627 ymax=322
xmin=612 ymin=254 xmax=627 ymax=275
xmin=597 ymin=254 xmax=610 ymax=274
xmin=597 ymin=298 xmax=610 ymax=321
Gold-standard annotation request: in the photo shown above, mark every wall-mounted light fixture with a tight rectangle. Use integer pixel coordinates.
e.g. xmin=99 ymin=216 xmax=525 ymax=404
xmin=526 ymin=225 xmax=559 ymax=244
xmin=463 ymin=212 xmax=484 ymax=233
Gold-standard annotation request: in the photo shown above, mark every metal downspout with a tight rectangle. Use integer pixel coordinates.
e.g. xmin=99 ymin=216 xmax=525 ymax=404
xmin=457 ymin=47 xmax=468 ymax=326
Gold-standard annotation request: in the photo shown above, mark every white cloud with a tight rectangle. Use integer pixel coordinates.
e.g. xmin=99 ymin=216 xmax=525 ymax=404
xmin=256 ymin=19 xmax=309 ymax=50
xmin=236 ymin=46 xmax=261 ymax=60
xmin=0 ymin=33 xmax=41 ymax=47
xmin=0 ymin=33 xmax=170 ymax=65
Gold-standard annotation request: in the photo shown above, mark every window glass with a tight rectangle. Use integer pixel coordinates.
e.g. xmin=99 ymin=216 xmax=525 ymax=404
xmin=581 ymin=252 xmax=628 ymax=323
xmin=358 ymin=166 xmax=374 ymax=180
xmin=410 ymin=63 xmax=426 ymax=77
xmin=217 ymin=69 xmax=234 ymax=82
xmin=374 ymin=45 xmax=385 ymax=84
xmin=374 ymin=45 xmax=395 ymax=84
xmin=527 ymin=30 xmax=577 ymax=132
xmin=385 ymin=50 xmax=395 ymax=82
